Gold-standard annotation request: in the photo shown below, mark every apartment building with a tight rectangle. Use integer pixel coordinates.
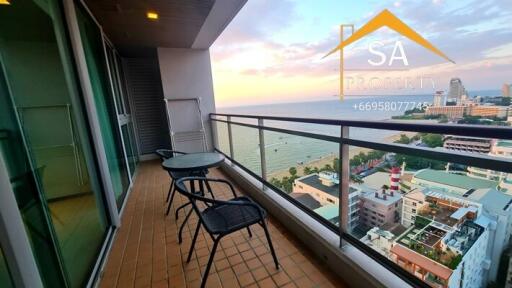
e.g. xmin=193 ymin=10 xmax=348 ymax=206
xmin=466 ymin=105 xmax=509 ymax=118
xmin=467 ymin=141 xmax=512 ymax=190
xmin=426 ymin=106 xmax=466 ymax=119
xmin=293 ymin=172 xmax=361 ymax=231
xmin=359 ymin=188 xmax=402 ymax=229
xmin=400 ymin=187 xmax=512 ymax=285
xmin=443 ymin=136 xmax=492 ymax=154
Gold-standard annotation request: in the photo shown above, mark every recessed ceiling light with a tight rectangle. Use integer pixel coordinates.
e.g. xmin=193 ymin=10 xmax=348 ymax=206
xmin=0 ymin=0 xmax=11 ymax=5
xmin=146 ymin=11 xmax=158 ymax=20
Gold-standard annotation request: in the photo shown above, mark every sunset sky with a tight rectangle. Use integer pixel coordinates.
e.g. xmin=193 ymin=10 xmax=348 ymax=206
xmin=210 ymin=0 xmax=512 ymax=107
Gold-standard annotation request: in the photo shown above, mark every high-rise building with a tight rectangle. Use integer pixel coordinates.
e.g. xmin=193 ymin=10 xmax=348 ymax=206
xmin=503 ymin=83 xmax=511 ymax=97
xmin=448 ymin=78 xmax=465 ymax=103
xmin=443 ymin=135 xmax=492 ymax=154
xmin=433 ymin=90 xmax=445 ymax=107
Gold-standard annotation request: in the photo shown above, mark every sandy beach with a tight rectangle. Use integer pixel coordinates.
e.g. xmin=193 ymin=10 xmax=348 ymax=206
xmin=267 ymin=131 xmax=416 ymax=179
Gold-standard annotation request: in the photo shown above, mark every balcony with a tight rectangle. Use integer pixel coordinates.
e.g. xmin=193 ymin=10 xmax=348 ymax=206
xmin=1 ymin=1 xmax=511 ymax=288
xmin=95 ymin=112 xmax=512 ymax=288
xmin=99 ymin=161 xmax=346 ymax=288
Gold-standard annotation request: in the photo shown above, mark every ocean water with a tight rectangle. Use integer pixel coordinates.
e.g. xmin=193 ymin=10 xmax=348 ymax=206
xmin=215 ymin=91 xmax=499 ymax=174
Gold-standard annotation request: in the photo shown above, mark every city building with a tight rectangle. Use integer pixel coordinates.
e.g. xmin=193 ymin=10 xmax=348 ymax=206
xmin=448 ymin=78 xmax=466 ymax=104
xmin=359 ymin=188 xmax=402 ymax=229
xmin=503 ymin=83 xmax=511 ymax=97
xmin=391 ymin=218 xmax=489 ymax=288
xmin=434 ymin=91 xmax=446 ymax=107
xmin=412 ymin=169 xmax=498 ymax=195
xmin=443 ymin=136 xmax=492 ymax=154
xmin=467 ymin=140 xmax=512 ymax=191
xmin=466 ymin=105 xmax=509 ymax=118
xmin=426 ymin=106 xmax=465 ymax=119
xmin=290 ymin=192 xmax=322 ymax=210
xmin=361 ymin=227 xmax=396 ymax=257
xmin=400 ymin=187 xmax=512 ymax=286
xmin=293 ymin=172 xmax=361 ymax=231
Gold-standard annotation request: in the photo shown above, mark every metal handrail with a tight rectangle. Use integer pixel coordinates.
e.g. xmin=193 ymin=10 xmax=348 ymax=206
xmin=209 ymin=112 xmax=511 ymax=288
xmin=211 ymin=115 xmax=512 ymax=173
xmin=211 ymin=113 xmax=512 ymax=140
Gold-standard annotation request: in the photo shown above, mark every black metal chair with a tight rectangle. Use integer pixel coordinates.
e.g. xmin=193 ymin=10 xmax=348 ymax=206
xmin=155 ymin=149 xmax=191 ymax=215
xmin=175 ymin=177 xmax=279 ymax=288
xmin=156 ymin=149 xmax=214 ymax=243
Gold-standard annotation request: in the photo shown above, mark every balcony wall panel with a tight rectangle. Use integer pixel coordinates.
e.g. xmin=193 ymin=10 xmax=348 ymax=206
xmin=157 ymin=48 xmax=216 ymax=151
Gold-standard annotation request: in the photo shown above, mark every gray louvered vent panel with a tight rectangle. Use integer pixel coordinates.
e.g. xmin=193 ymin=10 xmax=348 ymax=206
xmin=123 ymin=57 xmax=170 ymax=155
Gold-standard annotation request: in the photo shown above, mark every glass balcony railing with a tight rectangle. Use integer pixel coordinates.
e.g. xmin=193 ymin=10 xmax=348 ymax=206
xmin=210 ymin=112 xmax=512 ymax=288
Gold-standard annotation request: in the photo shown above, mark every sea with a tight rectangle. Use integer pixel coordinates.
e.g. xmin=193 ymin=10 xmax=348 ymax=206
xmin=215 ymin=91 xmax=500 ymax=175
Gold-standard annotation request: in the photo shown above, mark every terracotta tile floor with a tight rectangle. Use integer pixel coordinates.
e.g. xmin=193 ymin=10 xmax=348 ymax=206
xmin=99 ymin=161 xmax=348 ymax=288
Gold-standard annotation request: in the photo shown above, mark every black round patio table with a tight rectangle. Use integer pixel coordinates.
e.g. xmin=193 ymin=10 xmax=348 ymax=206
xmin=162 ymin=152 xmax=225 ymax=172
xmin=161 ymin=152 xmax=225 ymax=243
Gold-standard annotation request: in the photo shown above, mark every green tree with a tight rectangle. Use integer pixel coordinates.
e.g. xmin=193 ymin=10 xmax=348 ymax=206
xmin=289 ymin=167 xmax=297 ymax=176
xmin=421 ymin=133 xmax=443 ymax=148
xmin=395 ymin=154 xmax=446 ymax=170
xmin=270 ymin=177 xmax=282 ymax=189
xmin=333 ymin=158 xmax=340 ymax=172
xmin=280 ymin=176 xmax=293 ymax=192
xmin=320 ymin=164 xmax=334 ymax=172
xmin=303 ymin=166 xmax=313 ymax=175
xmin=395 ymin=134 xmax=411 ymax=144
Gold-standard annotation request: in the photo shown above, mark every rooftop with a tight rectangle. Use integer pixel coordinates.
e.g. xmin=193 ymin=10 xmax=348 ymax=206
xmin=313 ymin=204 xmax=339 ymax=225
xmin=360 ymin=190 xmax=402 ymax=206
xmin=360 ymin=172 xmax=391 ymax=191
xmin=496 ymin=140 xmax=512 ymax=148
xmin=391 ymin=244 xmax=453 ymax=280
xmin=413 ymin=169 xmax=497 ymax=192
xmin=289 ymin=193 xmax=322 ymax=210
xmin=423 ymin=187 xmax=512 ymax=216
xmin=296 ymin=174 xmax=357 ymax=198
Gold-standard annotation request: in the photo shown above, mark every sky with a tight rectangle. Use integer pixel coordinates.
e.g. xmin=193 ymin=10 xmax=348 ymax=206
xmin=210 ymin=0 xmax=512 ymax=107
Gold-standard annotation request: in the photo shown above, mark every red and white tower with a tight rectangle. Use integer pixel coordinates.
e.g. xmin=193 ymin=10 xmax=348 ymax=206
xmin=390 ymin=167 xmax=401 ymax=195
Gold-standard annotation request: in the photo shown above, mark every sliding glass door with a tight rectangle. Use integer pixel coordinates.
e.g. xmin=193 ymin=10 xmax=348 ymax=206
xmin=0 ymin=0 xmax=111 ymax=287
xmin=75 ymin=5 xmax=131 ymax=208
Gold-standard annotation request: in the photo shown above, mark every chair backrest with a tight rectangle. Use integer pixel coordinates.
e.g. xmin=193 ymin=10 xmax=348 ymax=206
xmin=174 ymin=177 xmax=218 ymax=219
xmin=155 ymin=149 xmax=188 ymax=161
xmin=155 ymin=149 xmax=173 ymax=161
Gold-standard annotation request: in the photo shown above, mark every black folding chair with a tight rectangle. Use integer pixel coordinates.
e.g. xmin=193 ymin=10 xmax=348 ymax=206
xmin=175 ymin=177 xmax=279 ymax=288
xmin=155 ymin=149 xmax=190 ymax=215
xmin=156 ymin=149 xmax=215 ymax=243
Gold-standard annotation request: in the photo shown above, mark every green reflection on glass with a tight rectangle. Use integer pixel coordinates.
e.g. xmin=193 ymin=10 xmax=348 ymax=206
xmin=0 ymin=246 xmax=13 ymax=288
xmin=0 ymin=0 xmax=110 ymax=287
xmin=76 ymin=5 xmax=130 ymax=203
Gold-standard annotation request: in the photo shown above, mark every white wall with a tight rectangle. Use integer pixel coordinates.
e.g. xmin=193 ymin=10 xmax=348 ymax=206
xmin=157 ymin=48 xmax=216 ymax=151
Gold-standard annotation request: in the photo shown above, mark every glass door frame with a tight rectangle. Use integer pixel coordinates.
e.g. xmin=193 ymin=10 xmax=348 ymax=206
xmin=62 ymin=0 xmax=120 ymax=228
xmin=0 ymin=153 xmax=43 ymax=287
xmin=102 ymin=38 xmax=136 ymax=208
xmin=63 ymin=1 xmax=123 ymax=286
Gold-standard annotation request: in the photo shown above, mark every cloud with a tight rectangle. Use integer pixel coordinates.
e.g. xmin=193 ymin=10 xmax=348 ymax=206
xmin=211 ymin=0 xmax=512 ymax=105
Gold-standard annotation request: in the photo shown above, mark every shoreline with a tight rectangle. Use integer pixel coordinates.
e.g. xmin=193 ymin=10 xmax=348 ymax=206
xmin=267 ymin=131 xmax=416 ymax=180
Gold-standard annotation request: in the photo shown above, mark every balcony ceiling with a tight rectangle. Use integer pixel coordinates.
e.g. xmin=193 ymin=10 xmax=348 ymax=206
xmin=84 ymin=0 xmax=215 ymax=53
